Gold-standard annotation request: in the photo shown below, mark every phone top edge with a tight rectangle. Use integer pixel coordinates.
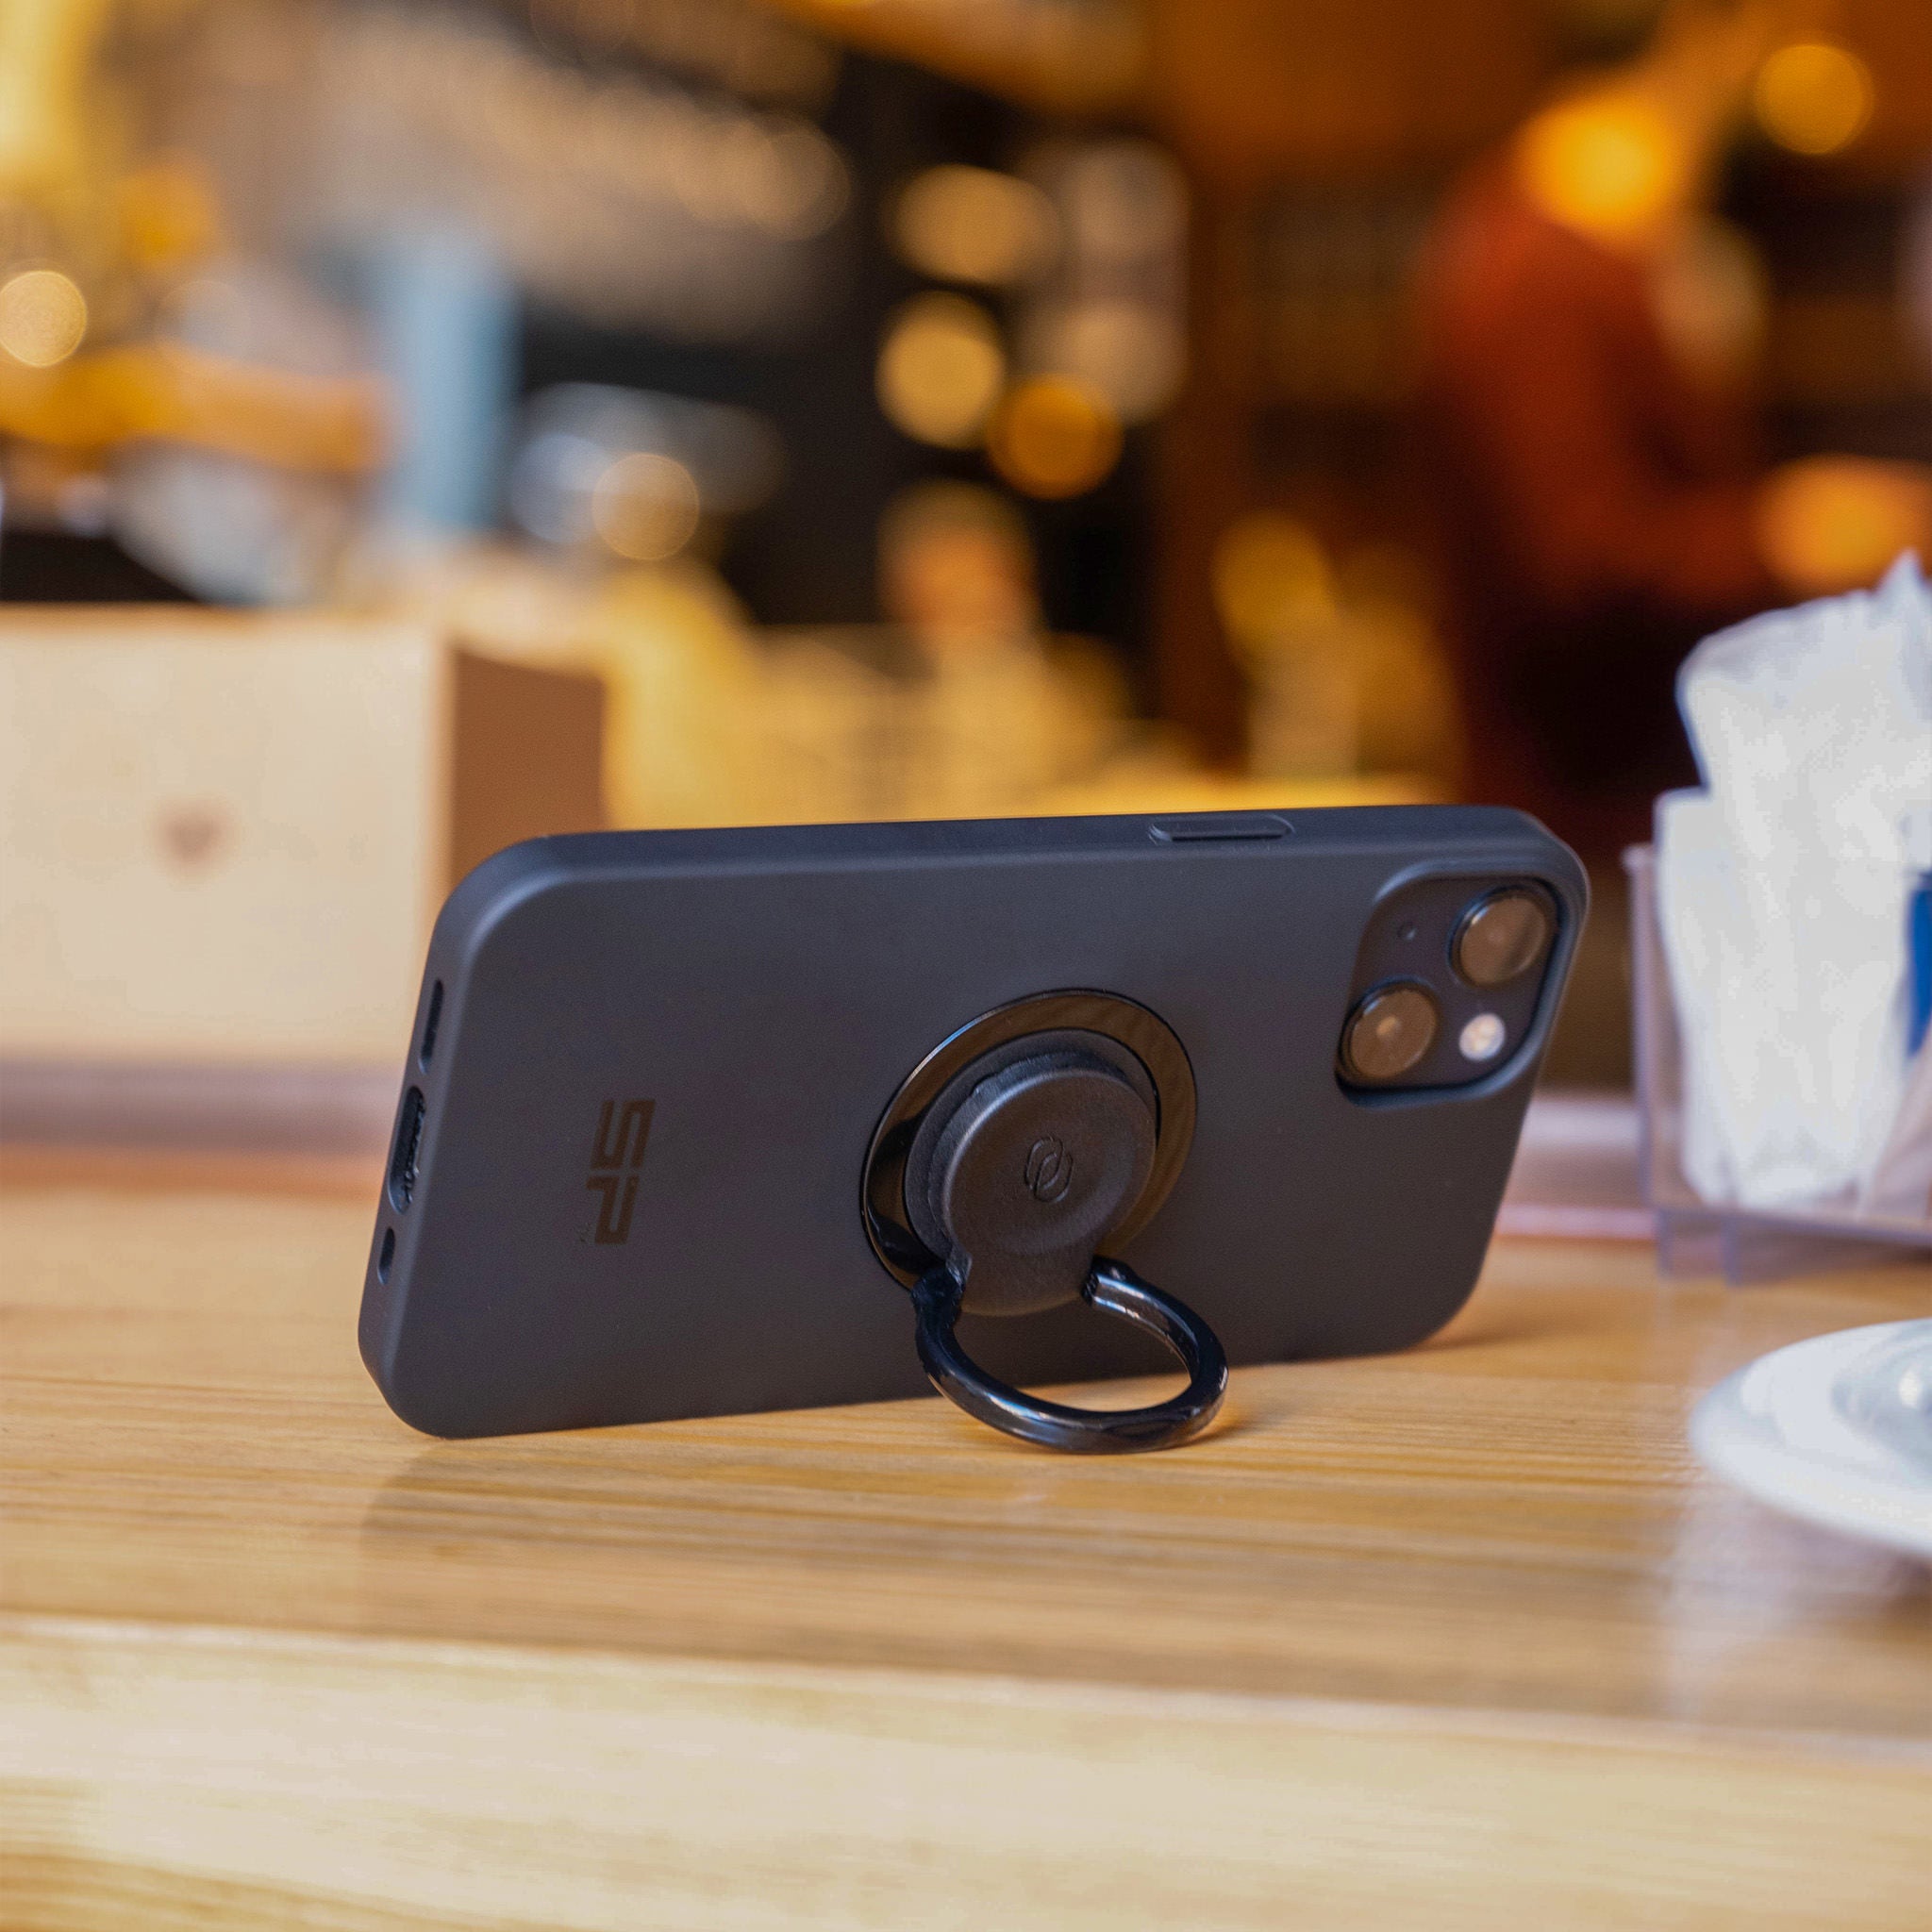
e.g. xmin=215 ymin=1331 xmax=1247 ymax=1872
xmin=424 ymin=804 xmax=1586 ymax=1032
xmin=446 ymin=804 xmax=1574 ymax=894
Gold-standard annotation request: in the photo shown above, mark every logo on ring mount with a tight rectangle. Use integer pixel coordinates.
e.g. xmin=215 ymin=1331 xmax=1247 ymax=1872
xmin=1024 ymin=1134 xmax=1074 ymax=1204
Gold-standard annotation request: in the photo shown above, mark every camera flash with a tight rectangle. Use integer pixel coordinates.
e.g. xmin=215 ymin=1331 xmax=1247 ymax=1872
xmin=1459 ymin=1013 xmax=1506 ymax=1062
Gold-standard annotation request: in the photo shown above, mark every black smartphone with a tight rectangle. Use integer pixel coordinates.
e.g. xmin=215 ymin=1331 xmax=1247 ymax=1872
xmin=359 ymin=808 xmax=1584 ymax=1438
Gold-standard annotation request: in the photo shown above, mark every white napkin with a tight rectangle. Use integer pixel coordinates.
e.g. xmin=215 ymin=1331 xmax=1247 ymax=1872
xmin=1656 ymin=552 xmax=1932 ymax=1212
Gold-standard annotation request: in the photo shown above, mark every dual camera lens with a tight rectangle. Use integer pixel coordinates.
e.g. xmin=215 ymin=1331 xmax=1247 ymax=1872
xmin=1452 ymin=889 xmax=1553 ymax=991
xmin=1341 ymin=887 xmax=1554 ymax=1085
xmin=1342 ymin=984 xmax=1440 ymax=1082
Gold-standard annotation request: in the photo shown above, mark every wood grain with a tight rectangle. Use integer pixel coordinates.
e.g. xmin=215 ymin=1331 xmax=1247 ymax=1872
xmin=8 ymin=1617 xmax=1929 ymax=1932
xmin=3 ymin=1161 xmax=1929 ymax=1926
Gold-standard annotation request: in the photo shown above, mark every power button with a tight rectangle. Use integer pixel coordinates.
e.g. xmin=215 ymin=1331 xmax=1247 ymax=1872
xmin=1148 ymin=813 xmax=1291 ymax=843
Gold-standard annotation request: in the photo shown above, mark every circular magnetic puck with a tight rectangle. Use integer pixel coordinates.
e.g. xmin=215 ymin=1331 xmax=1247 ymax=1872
xmin=862 ymin=991 xmax=1194 ymax=1288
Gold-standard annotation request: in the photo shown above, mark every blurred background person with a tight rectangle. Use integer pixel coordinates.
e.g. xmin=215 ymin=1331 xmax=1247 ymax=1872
xmin=1418 ymin=0 xmax=1932 ymax=869
xmin=1416 ymin=0 xmax=1932 ymax=1081
xmin=878 ymin=478 xmax=1126 ymax=819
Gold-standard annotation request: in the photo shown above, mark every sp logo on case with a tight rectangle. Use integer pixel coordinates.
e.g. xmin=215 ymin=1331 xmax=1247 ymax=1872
xmin=1023 ymin=1133 xmax=1074 ymax=1205
xmin=586 ymin=1099 xmax=656 ymax=1245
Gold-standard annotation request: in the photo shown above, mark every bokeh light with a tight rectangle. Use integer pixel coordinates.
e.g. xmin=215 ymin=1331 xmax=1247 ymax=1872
xmin=1058 ymin=142 xmax=1186 ymax=266
xmin=1517 ymin=97 xmax=1685 ymax=243
xmin=986 ymin=375 xmax=1122 ymax=498
xmin=1211 ymin=512 xmax=1335 ymax=645
xmin=724 ymin=122 xmax=851 ymax=240
xmin=892 ymin=166 xmax=1058 ymax=286
xmin=875 ymin=293 xmax=1006 ymax=448
xmin=1023 ymin=300 xmax=1182 ymax=423
xmin=591 ymin=451 xmax=703 ymax=561
xmin=1755 ymin=457 xmax=1932 ymax=592
xmin=0 ymin=269 xmax=89 ymax=369
xmin=1754 ymin=41 xmax=1874 ymax=158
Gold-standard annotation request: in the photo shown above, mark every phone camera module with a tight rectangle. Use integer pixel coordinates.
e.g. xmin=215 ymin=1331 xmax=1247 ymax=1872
xmin=1341 ymin=983 xmax=1440 ymax=1082
xmin=1453 ymin=889 xmax=1553 ymax=988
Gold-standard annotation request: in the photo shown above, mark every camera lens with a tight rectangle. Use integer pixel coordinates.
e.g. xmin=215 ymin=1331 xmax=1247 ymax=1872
xmin=1453 ymin=889 xmax=1553 ymax=988
xmin=1341 ymin=984 xmax=1439 ymax=1082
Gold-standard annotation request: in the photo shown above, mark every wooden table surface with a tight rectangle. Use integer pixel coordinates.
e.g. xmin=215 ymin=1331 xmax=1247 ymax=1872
xmin=4 ymin=1149 xmax=1929 ymax=1929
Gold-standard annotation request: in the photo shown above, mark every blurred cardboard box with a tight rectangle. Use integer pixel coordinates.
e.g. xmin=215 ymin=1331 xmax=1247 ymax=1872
xmin=0 ymin=608 xmax=602 ymax=1071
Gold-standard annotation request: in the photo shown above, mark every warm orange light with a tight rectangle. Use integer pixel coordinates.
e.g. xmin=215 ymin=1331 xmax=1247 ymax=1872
xmin=1517 ymin=95 xmax=1686 ymax=247
xmin=1755 ymin=41 xmax=1874 ymax=158
xmin=118 ymin=158 xmax=224 ymax=272
xmin=1211 ymin=512 xmax=1334 ymax=647
xmin=592 ymin=451 xmax=702 ymax=561
xmin=1755 ymin=458 xmax=1932 ymax=594
xmin=875 ymin=293 xmax=1006 ymax=448
xmin=892 ymin=166 xmax=1058 ymax=287
xmin=986 ymin=375 xmax=1122 ymax=499
xmin=0 ymin=269 xmax=87 ymax=368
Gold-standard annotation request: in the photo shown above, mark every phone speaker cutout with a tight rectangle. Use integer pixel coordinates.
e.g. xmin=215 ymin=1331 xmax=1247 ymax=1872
xmin=388 ymin=1088 xmax=427 ymax=1213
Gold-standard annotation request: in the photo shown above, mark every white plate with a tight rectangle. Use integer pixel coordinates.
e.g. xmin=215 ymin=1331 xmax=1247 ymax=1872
xmin=1690 ymin=1320 xmax=1932 ymax=1560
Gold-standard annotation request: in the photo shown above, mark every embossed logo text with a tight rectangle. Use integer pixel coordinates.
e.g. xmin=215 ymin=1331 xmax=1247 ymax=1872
xmin=586 ymin=1099 xmax=655 ymax=1245
xmin=1024 ymin=1133 xmax=1074 ymax=1205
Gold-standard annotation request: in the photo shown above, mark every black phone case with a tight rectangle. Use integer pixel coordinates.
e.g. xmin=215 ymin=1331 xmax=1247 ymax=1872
xmin=359 ymin=807 xmax=1585 ymax=1438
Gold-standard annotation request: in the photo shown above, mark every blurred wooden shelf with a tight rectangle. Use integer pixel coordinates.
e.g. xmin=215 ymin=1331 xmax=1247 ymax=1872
xmin=3 ymin=1153 xmax=1929 ymax=1929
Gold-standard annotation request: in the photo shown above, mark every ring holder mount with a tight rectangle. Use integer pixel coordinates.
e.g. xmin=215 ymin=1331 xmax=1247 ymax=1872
xmin=863 ymin=992 xmax=1227 ymax=1453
